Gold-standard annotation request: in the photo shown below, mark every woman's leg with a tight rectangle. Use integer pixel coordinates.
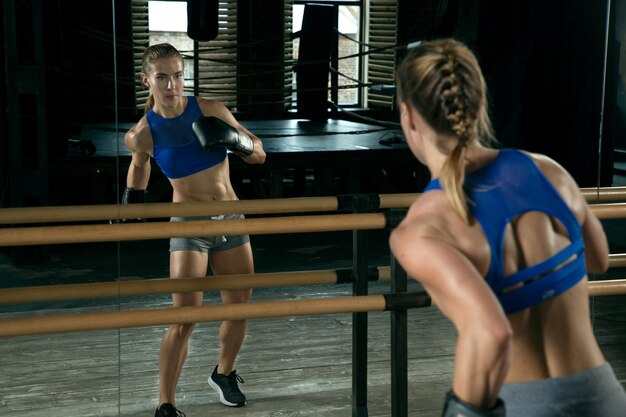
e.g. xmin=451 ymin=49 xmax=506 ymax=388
xmin=209 ymin=241 xmax=254 ymax=375
xmin=158 ymin=250 xmax=208 ymax=407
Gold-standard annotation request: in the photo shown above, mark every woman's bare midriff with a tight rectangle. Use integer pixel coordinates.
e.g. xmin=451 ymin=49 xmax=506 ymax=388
xmin=169 ymin=159 xmax=238 ymax=203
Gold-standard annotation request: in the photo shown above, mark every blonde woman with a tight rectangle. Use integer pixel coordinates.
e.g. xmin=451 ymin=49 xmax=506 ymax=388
xmin=390 ymin=38 xmax=626 ymax=416
xmin=124 ymin=43 xmax=266 ymax=417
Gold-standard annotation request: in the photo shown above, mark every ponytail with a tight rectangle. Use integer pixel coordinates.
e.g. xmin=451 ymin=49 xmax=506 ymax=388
xmin=144 ymin=94 xmax=154 ymax=115
xmin=439 ymin=144 xmax=469 ymax=223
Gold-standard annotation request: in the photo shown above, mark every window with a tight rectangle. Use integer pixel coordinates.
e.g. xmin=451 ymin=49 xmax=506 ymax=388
xmin=132 ymin=0 xmax=237 ymax=111
xmin=337 ymin=6 xmax=361 ymax=105
xmin=131 ymin=1 xmax=397 ymax=113
xmin=147 ymin=1 xmax=194 ymax=92
xmin=292 ymin=0 xmax=398 ymax=110
xmin=292 ymin=1 xmax=364 ymax=108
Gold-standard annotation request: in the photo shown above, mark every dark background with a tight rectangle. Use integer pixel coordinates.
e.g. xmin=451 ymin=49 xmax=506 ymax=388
xmin=1 ymin=0 xmax=622 ymax=208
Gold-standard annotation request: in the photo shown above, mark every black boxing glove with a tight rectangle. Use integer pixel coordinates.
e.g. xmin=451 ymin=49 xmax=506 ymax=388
xmin=442 ymin=391 xmax=505 ymax=417
xmin=122 ymin=187 xmax=147 ymax=204
xmin=192 ymin=116 xmax=254 ymax=157
xmin=118 ymin=187 xmax=148 ymax=223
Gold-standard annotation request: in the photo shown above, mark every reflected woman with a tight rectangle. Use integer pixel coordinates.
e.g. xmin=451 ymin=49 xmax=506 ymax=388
xmin=123 ymin=43 xmax=265 ymax=417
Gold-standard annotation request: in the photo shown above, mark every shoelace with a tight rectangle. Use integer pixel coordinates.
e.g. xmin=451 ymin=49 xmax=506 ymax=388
xmin=158 ymin=404 xmax=186 ymax=417
xmin=228 ymin=372 xmax=245 ymax=388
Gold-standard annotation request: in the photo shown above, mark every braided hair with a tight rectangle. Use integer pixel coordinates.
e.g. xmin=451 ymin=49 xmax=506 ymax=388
xmin=396 ymin=39 xmax=495 ymax=223
xmin=140 ymin=43 xmax=184 ymax=114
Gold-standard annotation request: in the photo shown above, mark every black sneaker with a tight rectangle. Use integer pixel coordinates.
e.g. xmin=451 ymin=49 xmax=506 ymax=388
xmin=155 ymin=403 xmax=186 ymax=417
xmin=208 ymin=365 xmax=246 ymax=407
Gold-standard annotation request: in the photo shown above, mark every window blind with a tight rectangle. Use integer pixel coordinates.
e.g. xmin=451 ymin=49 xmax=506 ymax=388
xmin=367 ymin=0 xmax=397 ymax=108
xmin=131 ymin=0 xmax=150 ymax=110
xmin=284 ymin=0 xmax=294 ymax=111
xmin=195 ymin=0 xmax=237 ymax=108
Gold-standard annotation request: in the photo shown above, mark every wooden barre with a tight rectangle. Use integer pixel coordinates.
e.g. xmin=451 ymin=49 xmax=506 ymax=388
xmin=0 ymin=294 xmax=394 ymax=338
xmin=0 ymin=194 xmax=416 ymax=225
xmin=1 ymin=203 xmax=625 ymax=247
xmin=1 ymin=258 xmax=624 ymax=305
xmin=580 ymin=186 xmax=626 ymax=201
xmin=588 ymin=279 xmax=626 ymax=296
xmin=0 ymin=197 xmax=341 ymax=225
xmin=610 ymin=253 xmax=626 ymax=268
xmin=590 ymin=202 xmax=626 ymax=219
xmin=1 ymin=187 xmax=625 ymax=225
xmin=0 ymin=213 xmax=388 ymax=247
xmin=0 ymin=277 xmax=623 ymax=338
xmin=0 ymin=267 xmax=392 ymax=305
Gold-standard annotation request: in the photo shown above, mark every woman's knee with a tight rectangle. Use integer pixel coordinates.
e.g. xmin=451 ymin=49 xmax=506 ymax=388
xmin=220 ymin=288 xmax=252 ymax=304
xmin=169 ymin=322 xmax=196 ymax=340
xmin=220 ymin=319 xmax=248 ymax=339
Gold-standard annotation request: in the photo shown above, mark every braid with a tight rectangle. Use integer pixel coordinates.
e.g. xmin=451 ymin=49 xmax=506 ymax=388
xmin=396 ymin=39 xmax=496 ymax=223
xmin=439 ymin=55 xmax=473 ymax=145
xmin=436 ymin=53 xmax=473 ymax=222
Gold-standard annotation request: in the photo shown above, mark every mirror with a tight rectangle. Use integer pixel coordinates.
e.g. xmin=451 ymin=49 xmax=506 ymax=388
xmin=1 ymin=1 xmax=623 ymax=415
xmin=0 ymin=0 xmax=123 ymax=414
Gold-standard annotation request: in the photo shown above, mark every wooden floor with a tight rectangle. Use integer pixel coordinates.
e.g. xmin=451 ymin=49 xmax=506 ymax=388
xmin=1 ymin=181 xmax=626 ymax=416
xmin=0 ymin=279 xmax=625 ymax=417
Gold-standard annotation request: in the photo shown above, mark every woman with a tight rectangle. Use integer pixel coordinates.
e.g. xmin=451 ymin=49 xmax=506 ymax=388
xmin=123 ymin=43 xmax=266 ymax=417
xmin=390 ymin=38 xmax=626 ymax=416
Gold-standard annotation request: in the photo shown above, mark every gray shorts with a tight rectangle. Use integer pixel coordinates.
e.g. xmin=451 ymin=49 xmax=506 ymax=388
xmin=169 ymin=214 xmax=250 ymax=253
xmin=499 ymin=363 xmax=626 ymax=417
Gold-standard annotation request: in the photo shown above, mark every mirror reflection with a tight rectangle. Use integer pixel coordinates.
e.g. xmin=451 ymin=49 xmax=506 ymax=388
xmin=1 ymin=1 xmax=625 ymax=416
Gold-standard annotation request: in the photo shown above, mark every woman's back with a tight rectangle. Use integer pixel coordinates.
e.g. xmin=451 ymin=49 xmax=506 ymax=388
xmin=499 ymin=152 xmax=605 ymax=381
xmin=428 ymin=147 xmax=606 ymax=382
xmin=392 ymin=37 xmax=620 ymax=415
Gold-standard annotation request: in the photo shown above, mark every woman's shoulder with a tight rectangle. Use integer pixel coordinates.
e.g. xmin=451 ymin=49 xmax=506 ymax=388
xmin=390 ymin=192 xmax=478 ymax=277
xmin=516 ymin=150 xmax=575 ymax=187
xmin=510 ymin=149 xmax=561 ymax=171
xmin=499 ymin=149 xmax=570 ymax=186
xmin=516 ymin=149 xmax=586 ymax=220
xmin=124 ymin=116 xmax=152 ymax=152
xmin=196 ymin=96 xmax=229 ymax=115
xmin=399 ymin=191 xmax=461 ymax=240
xmin=195 ymin=96 xmax=240 ymax=127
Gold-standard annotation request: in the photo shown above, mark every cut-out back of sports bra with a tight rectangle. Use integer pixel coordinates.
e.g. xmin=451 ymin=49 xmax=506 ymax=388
xmin=423 ymin=149 xmax=586 ymax=314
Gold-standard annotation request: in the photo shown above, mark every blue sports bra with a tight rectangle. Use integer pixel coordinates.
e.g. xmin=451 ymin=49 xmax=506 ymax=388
xmin=147 ymin=96 xmax=227 ymax=179
xmin=423 ymin=149 xmax=586 ymax=314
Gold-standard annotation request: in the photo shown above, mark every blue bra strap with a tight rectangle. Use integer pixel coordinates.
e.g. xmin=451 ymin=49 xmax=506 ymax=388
xmin=498 ymin=253 xmax=587 ymax=314
xmin=491 ymin=237 xmax=584 ymax=292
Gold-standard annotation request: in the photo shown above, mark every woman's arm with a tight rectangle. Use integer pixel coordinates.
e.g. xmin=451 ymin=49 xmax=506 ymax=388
xmin=198 ymin=98 xmax=266 ymax=164
xmin=124 ymin=121 xmax=152 ymax=189
xmin=390 ymin=219 xmax=512 ymax=409
xmin=126 ymin=151 xmax=151 ymax=190
xmin=237 ymin=124 xmax=266 ymax=165
xmin=581 ymin=202 xmax=609 ymax=273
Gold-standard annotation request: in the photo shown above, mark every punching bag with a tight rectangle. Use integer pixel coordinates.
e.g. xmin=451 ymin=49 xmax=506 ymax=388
xmin=187 ymin=0 xmax=219 ymax=41
xmin=296 ymin=4 xmax=335 ymax=121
